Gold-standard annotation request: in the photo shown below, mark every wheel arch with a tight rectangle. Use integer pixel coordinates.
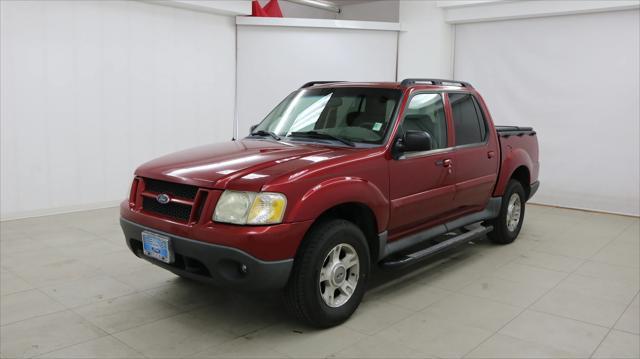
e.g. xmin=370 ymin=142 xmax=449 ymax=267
xmin=493 ymin=147 xmax=534 ymax=198
xmin=510 ymin=165 xmax=531 ymax=198
xmin=295 ymin=202 xmax=381 ymax=266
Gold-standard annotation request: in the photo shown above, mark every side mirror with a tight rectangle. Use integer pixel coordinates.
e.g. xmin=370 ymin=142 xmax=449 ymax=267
xmin=250 ymin=124 xmax=258 ymax=133
xmin=401 ymin=130 xmax=432 ymax=152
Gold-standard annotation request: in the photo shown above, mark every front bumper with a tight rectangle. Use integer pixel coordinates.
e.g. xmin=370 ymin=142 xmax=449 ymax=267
xmin=120 ymin=218 xmax=293 ymax=290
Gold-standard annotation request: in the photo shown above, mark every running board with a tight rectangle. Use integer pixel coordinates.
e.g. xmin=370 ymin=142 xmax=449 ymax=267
xmin=380 ymin=225 xmax=493 ymax=268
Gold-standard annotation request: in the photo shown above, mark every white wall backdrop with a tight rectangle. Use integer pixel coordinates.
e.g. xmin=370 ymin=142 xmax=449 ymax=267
xmin=397 ymin=0 xmax=454 ymax=80
xmin=0 ymin=1 xmax=236 ymax=219
xmin=454 ymin=10 xmax=640 ymax=216
xmin=236 ymin=24 xmax=398 ymax=137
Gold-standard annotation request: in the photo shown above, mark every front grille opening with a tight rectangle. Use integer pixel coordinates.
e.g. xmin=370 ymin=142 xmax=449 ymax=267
xmin=142 ymin=197 xmax=192 ymax=221
xmin=193 ymin=192 xmax=208 ymax=221
xmin=144 ymin=178 xmax=199 ymax=199
xmin=141 ymin=250 xmax=211 ymax=278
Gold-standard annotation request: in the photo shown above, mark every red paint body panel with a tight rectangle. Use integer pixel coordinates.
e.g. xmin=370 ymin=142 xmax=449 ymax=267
xmin=121 ymin=82 xmax=539 ymax=262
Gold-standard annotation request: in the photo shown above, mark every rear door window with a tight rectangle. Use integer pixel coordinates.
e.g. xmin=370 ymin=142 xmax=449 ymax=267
xmin=449 ymin=93 xmax=487 ymax=146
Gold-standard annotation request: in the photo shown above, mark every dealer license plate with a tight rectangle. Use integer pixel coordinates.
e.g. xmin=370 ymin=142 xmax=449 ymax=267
xmin=142 ymin=231 xmax=173 ymax=263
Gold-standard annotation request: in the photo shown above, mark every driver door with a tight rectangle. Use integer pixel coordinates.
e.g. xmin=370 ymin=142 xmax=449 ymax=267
xmin=388 ymin=92 xmax=457 ymax=234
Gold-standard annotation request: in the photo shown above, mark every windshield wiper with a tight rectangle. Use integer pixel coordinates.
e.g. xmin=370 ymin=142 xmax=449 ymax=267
xmin=250 ymin=130 xmax=281 ymax=141
xmin=289 ymin=131 xmax=355 ymax=147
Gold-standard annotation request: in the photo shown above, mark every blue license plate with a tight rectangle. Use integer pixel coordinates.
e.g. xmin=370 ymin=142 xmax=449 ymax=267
xmin=142 ymin=231 xmax=173 ymax=263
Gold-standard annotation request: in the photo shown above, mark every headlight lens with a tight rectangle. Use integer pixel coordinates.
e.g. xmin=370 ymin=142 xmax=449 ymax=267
xmin=214 ymin=191 xmax=287 ymax=225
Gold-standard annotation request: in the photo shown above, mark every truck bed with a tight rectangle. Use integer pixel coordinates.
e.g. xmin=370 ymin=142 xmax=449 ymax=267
xmin=495 ymin=126 xmax=536 ymax=136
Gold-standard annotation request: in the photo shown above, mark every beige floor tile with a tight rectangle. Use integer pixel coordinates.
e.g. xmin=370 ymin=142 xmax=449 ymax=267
xmin=615 ymin=295 xmax=640 ymax=334
xmin=499 ymin=310 xmax=609 ymax=356
xmin=0 ymin=289 xmax=66 ymax=325
xmin=113 ymin=311 xmax=235 ymax=358
xmin=556 ymin=273 xmax=639 ymax=305
xmin=465 ymin=333 xmax=576 ymax=358
xmin=190 ymin=336 xmax=287 ymax=358
xmin=30 ymin=227 xmax=102 ymax=248
xmin=74 ymin=292 xmax=183 ymax=334
xmin=3 ymin=217 xmax=69 ymax=237
xmin=534 ymin=237 xmax=610 ymax=259
xmin=375 ymin=281 xmax=451 ymax=311
xmin=38 ymin=336 xmax=145 ymax=358
xmin=459 ymin=276 xmax=550 ymax=307
xmin=375 ymin=312 xmax=493 ymax=358
xmin=592 ymin=330 xmax=640 ymax=359
xmin=412 ymin=254 xmax=504 ymax=292
xmin=251 ymin=324 xmax=367 ymax=359
xmin=0 ymin=270 xmax=34 ymax=296
xmin=561 ymin=216 xmax=629 ymax=240
xmin=78 ymin=250 xmax=148 ymax=277
xmin=143 ymin=279 xmax=223 ymax=311
xmin=343 ymin=298 xmax=414 ymax=335
xmin=185 ymin=295 xmax=282 ymax=337
xmin=0 ymin=311 xmax=106 ymax=358
xmin=113 ymin=265 xmax=178 ymax=291
xmin=420 ymin=293 xmax=522 ymax=332
xmin=532 ymin=287 xmax=630 ymax=327
xmin=418 ymin=265 xmax=485 ymax=291
xmin=575 ymin=260 xmax=640 ymax=285
xmin=512 ymin=250 xmax=585 ymax=273
xmin=333 ymin=335 xmax=430 ymax=359
xmin=1 ymin=247 xmax=75 ymax=270
xmin=8 ymin=256 xmax=102 ymax=288
xmin=40 ymin=275 xmax=136 ymax=308
xmin=492 ymin=262 xmax=568 ymax=288
xmin=1 ymin=205 xmax=636 ymax=359
xmin=97 ymin=227 xmax=130 ymax=244
xmin=616 ymin=221 xmax=639 ymax=243
xmin=520 ymin=212 xmax=578 ymax=239
xmin=0 ymin=236 xmax=42 ymax=255
xmin=592 ymin=240 xmax=640 ymax=268
xmin=51 ymin=240 xmax=123 ymax=259
xmin=0 ymin=226 xmax=29 ymax=241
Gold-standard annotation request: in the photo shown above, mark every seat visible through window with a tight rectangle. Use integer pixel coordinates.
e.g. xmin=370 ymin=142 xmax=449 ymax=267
xmin=400 ymin=93 xmax=447 ymax=150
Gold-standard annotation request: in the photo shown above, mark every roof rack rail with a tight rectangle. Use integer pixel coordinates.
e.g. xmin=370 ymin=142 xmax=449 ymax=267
xmin=400 ymin=78 xmax=472 ymax=88
xmin=300 ymin=81 xmax=345 ymax=88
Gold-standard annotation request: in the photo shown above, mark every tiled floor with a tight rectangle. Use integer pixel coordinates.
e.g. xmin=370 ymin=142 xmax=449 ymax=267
xmin=1 ymin=204 xmax=638 ymax=358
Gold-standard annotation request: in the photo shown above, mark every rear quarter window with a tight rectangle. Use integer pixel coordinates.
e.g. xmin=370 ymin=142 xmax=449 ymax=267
xmin=449 ymin=93 xmax=488 ymax=146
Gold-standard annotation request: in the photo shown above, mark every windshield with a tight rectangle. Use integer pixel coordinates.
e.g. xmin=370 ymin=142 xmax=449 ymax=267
xmin=252 ymin=87 xmax=402 ymax=145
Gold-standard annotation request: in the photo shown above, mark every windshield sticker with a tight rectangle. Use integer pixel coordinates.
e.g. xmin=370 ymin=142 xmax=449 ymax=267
xmin=372 ymin=122 xmax=382 ymax=131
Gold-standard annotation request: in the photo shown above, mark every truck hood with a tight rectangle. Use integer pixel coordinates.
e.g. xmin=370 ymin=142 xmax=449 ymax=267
xmin=135 ymin=139 xmax=351 ymax=190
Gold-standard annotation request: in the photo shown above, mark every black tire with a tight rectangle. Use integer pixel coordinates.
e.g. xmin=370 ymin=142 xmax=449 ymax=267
xmin=285 ymin=219 xmax=370 ymax=328
xmin=488 ymin=180 xmax=526 ymax=244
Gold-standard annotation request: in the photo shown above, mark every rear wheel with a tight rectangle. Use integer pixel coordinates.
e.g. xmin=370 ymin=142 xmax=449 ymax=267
xmin=285 ymin=219 xmax=370 ymax=328
xmin=488 ymin=179 xmax=526 ymax=244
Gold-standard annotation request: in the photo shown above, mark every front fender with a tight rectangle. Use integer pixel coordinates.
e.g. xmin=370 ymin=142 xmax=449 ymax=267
xmin=286 ymin=177 xmax=389 ymax=232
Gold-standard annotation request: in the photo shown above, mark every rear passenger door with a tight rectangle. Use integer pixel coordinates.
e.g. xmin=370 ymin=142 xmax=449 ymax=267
xmin=448 ymin=92 xmax=499 ymax=212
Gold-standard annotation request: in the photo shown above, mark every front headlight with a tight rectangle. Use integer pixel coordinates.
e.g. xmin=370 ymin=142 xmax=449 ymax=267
xmin=214 ymin=190 xmax=287 ymax=225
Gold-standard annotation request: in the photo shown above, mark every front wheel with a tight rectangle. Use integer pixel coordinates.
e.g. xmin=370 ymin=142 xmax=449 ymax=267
xmin=488 ymin=179 xmax=526 ymax=244
xmin=285 ymin=219 xmax=370 ymax=328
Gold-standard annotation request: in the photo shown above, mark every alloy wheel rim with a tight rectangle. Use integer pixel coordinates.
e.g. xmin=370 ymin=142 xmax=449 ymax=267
xmin=506 ymin=193 xmax=522 ymax=232
xmin=319 ymin=243 xmax=360 ymax=308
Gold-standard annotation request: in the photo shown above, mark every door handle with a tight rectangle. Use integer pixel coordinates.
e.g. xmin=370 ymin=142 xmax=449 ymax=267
xmin=442 ymin=159 xmax=453 ymax=167
xmin=488 ymin=151 xmax=496 ymax=159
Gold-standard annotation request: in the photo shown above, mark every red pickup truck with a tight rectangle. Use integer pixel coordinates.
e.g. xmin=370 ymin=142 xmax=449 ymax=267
xmin=121 ymin=79 xmax=539 ymax=327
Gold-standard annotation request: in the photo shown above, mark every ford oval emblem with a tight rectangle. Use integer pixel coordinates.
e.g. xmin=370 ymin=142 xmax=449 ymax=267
xmin=156 ymin=193 xmax=171 ymax=204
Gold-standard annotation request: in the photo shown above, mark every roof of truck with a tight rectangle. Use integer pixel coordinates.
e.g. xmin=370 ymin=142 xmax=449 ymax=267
xmin=301 ymin=79 xmax=473 ymax=90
